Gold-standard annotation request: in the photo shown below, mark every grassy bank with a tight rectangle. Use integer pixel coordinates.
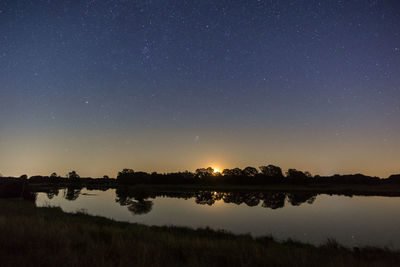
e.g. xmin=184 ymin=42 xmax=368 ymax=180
xmin=0 ymin=200 xmax=399 ymax=267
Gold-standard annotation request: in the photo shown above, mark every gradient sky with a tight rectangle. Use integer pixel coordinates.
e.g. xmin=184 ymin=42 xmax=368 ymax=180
xmin=1 ymin=0 xmax=399 ymax=178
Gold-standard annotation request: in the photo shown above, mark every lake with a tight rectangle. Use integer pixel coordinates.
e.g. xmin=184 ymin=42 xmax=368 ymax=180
xmin=35 ymin=187 xmax=400 ymax=249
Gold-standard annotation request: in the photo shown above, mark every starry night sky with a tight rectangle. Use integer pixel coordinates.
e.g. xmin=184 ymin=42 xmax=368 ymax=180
xmin=0 ymin=0 xmax=399 ymax=177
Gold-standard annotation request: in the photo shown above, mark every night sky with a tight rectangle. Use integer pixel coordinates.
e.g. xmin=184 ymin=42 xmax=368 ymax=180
xmin=0 ymin=0 xmax=399 ymax=178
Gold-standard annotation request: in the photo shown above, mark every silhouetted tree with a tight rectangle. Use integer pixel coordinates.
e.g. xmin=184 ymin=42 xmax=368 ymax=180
xmin=259 ymin=165 xmax=283 ymax=177
xmin=286 ymin=169 xmax=305 ymax=178
xmin=50 ymin=172 xmax=58 ymax=179
xmin=222 ymin=169 xmax=231 ymax=176
xmin=119 ymin=169 xmax=135 ymax=176
xmin=117 ymin=168 xmax=134 ymax=179
xmin=286 ymin=169 xmax=312 ymax=184
xmin=242 ymin=166 xmax=258 ymax=177
xmin=103 ymin=175 xmax=109 ymax=179
xmin=231 ymin=168 xmax=242 ymax=176
xmin=117 ymin=170 xmax=150 ymax=184
xmin=195 ymin=167 xmax=214 ymax=178
xmin=67 ymin=171 xmax=80 ymax=179
xmin=117 ymin=169 xmax=136 ymax=183
xmin=388 ymin=174 xmax=400 ymax=184
xmin=222 ymin=168 xmax=242 ymax=176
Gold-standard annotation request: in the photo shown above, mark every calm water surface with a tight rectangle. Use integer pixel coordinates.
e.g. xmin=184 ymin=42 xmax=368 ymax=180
xmin=36 ymin=188 xmax=400 ymax=249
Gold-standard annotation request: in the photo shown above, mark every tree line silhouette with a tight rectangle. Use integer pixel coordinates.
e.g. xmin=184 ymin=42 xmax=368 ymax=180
xmin=115 ymin=165 xmax=396 ymax=185
xmin=0 ymin=165 xmax=400 ymax=200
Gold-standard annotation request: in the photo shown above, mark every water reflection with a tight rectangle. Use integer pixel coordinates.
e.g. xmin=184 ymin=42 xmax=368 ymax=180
xmin=287 ymin=193 xmax=316 ymax=206
xmin=46 ymin=188 xmax=59 ymax=199
xmin=114 ymin=189 xmax=318 ymax=214
xmin=39 ymin=187 xmax=319 ymax=215
xmin=261 ymin=192 xmax=286 ymax=209
xmin=34 ymin=188 xmax=400 ymax=248
xmin=64 ymin=186 xmax=81 ymax=201
xmin=127 ymin=200 xmax=153 ymax=215
xmin=115 ymin=188 xmax=154 ymax=215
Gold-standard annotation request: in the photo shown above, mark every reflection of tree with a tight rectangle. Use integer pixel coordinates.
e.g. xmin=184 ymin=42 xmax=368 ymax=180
xmin=195 ymin=167 xmax=214 ymax=178
xmin=242 ymin=166 xmax=258 ymax=177
xmin=195 ymin=191 xmax=215 ymax=205
xmin=116 ymin=195 xmax=131 ymax=206
xmin=193 ymin=191 xmax=317 ymax=209
xmin=261 ymin=192 xmax=286 ymax=209
xmin=115 ymin=188 xmax=154 ymax=215
xmin=194 ymin=191 xmax=226 ymax=205
xmin=221 ymin=192 xmax=261 ymax=206
xmin=64 ymin=187 xmax=81 ymax=201
xmin=223 ymin=193 xmax=242 ymax=205
xmin=259 ymin=165 xmax=283 ymax=177
xmin=244 ymin=195 xmax=260 ymax=207
xmin=114 ymin=188 xmax=319 ymax=212
xmin=286 ymin=193 xmax=316 ymax=206
xmin=127 ymin=200 xmax=153 ymax=215
xmin=46 ymin=189 xmax=59 ymax=199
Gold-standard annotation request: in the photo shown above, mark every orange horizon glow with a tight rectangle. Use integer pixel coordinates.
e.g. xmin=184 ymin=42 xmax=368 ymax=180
xmin=213 ymin=168 xmax=221 ymax=174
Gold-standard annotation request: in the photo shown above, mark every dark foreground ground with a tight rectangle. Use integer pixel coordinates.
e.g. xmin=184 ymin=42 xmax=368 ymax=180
xmin=0 ymin=200 xmax=399 ymax=267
